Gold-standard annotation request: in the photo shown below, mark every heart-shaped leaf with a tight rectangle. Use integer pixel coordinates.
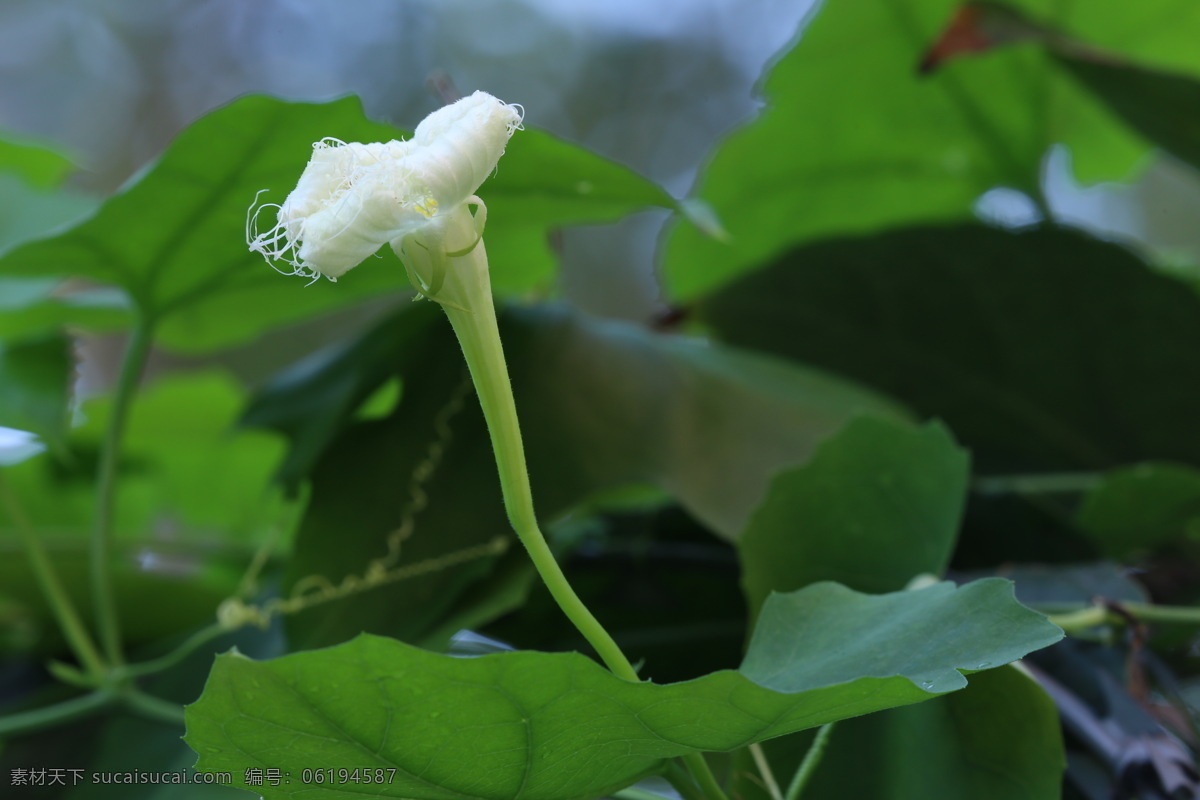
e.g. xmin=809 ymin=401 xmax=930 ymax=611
xmin=186 ymin=578 xmax=1061 ymax=800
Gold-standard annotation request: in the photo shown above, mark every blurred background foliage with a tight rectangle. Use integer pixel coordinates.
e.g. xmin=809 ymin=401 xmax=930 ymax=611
xmin=1 ymin=0 xmax=1200 ymax=798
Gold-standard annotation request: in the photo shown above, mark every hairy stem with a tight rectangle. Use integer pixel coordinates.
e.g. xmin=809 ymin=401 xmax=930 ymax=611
xmin=91 ymin=315 xmax=156 ymax=666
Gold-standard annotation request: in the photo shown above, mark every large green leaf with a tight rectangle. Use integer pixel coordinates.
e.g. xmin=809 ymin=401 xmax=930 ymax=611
xmin=779 ymin=666 xmax=1064 ymax=800
xmin=1077 ymin=462 xmax=1200 ymax=559
xmin=662 ymin=0 xmax=1200 ymax=300
xmin=0 ymin=96 xmax=674 ymax=352
xmin=504 ymin=306 xmax=907 ymax=540
xmin=186 ymin=579 xmax=1061 ymax=800
xmin=739 ymin=417 xmax=968 ymax=613
xmin=918 ymin=1 xmax=1200 ymax=174
xmin=1054 ymin=56 xmax=1200 ymax=174
xmin=261 ymin=303 xmax=903 ymax=649
xmin=702 ymin=223 xmax=1200 ymax=473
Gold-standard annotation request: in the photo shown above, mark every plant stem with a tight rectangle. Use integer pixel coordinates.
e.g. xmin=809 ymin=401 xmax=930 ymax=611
xmin=113 ymin=622 xmax=228 ymax=681
xmin=680 ymin=754 xmax=729 ymax=800
xmin=748 ymin=743 xmax=784 ymax=800
xmin=91 ymin=315 xmax=156 ymax=667
xmin=1047 ymin=601 xmax=1200 ymax=632
xmin=432 ymin=207 xmax=638 ymax=682
xmin=0 ymin=690 xmax=114 ymax=737
xmin=0 ymin=474 xmax=106 ymax=678
xmin=972 ymin=471 xmax=1102 ymax=496
xmin=784 ymin=724 xmax=835 ymax=800
xmin=123 ymin=688 xmax=185 ymax=726
xmin=663 ymin=762 xmax=711 ymax=800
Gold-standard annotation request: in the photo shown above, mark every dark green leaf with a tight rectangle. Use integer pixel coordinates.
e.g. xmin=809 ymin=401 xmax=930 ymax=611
xmin=959 ymin=561 xmax=1149 ymax=610
xmin=1055 ymin=54 xmax=1200 ymax=173
xmin=1077 ymin=462 xmax=1200 ymax=559
xmin=186 ymin=579 xmax=1061 ymax=800
xmin=702 ymin=224 xmax=1200 ymax=473
xmin=504 ymin=306 xmax=906 ymax=540
xmin=739 ymin=417 xmax=968 ymax=614
xmin=264 ymin=303 xmax=902 ymax=649
xmin=240 ymin=300 xmax=443 ymax=488
xmin=782 ymin=667 xmax=1064 ymax=800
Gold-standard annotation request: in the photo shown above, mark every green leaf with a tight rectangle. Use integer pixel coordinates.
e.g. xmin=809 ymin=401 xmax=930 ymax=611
xmin=4 ymin=371 xmax=287 ymax=544
xmin=1077 ymin=462 xmax=1200 ymax=559
xmin=0 ymin=278 xmax=129 ymax=340
xmin=916 ymin=1 xmax=1200 ymax=174
xmin=959 ymin=561 xmax=1149 ymax=609
xmin=1053 ymin=55 xmax=1200 ymax=174
xmin=662 ymin=0 xmax=1200 ymax=299
xmin=0 ymin=131 xmax=76 ymax=188
xmin=185 ymin=579 xmax=1061 ymax=800
xmin=702 ymin=224 xmax=1200 ymax=473
xmin=739 ymin=417 xmax=969 ymax=614
xmin=240 ymin=300 xmax=444 ymax=488
xmin=0 ymin=96 xmax=674 ymax=352
xmin=0 ymin=332 xmax=73 ymax=451
xmin=484 ymin=128 xmax=677 ymax=293
xmin=778 ymin=666 xmax=1064 ymax=800
xmin=0 ymin=174 xmax=97 ymax=255
xmin=505 ymin=306 xmax=907 ymax=540
xmin=741 ymin=581 xmax=1056 ymax=694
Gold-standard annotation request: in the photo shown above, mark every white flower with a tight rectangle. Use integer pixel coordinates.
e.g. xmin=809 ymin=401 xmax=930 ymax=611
xmin=248 ymin=91 xmax=523 ymax=282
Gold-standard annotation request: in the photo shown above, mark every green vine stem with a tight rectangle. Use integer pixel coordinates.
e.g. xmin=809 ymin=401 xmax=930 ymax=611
xmin=419 ymin=204 xmax=736 ymax=799
xmin=662 ymin=761 xmax=712 ymax=800
xmin=428 ymin=205 xmax=640 ymax=684
xmin=784 ymin=724 xmax=835 ymax=800
xmin=680 ymin=753 xmax=730 ymax=800
xmin=1047 ymin=601 xmax=1200 ymax=632
xmin=90 ymin=314 xmax=156 ymax=667
xmin=123 ymin=688 xmax=186 ymax=726
xmin=748 ymin=742 xmax=784 ymax=800
xmin=0 ymin=474 xmax=106 ymax=678
xmin=0 ymin=690 xmax=115 ymax=737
